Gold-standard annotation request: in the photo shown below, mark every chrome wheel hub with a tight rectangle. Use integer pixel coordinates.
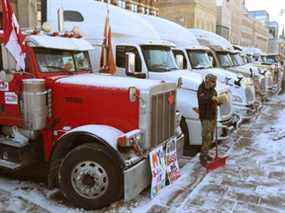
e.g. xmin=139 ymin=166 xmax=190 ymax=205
xmin=71 ymin=161 xmax=109 ymax=199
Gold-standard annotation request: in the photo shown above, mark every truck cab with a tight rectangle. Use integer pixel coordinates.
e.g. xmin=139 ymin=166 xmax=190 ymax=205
xmin=141 ymin=14 xmax=256 ymax=121
xmin=44 ymin=0 xmax=235 ymax=154
xmin=242 ymin=47 xmax=283 ymax=94
xmin=0 ymin=31 xmax=181 ymax=209
xmin=190 ymin=28 xmax=272 ymax=100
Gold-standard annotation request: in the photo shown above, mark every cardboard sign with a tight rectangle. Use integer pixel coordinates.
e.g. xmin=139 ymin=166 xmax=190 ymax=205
xmin=5 ymin=92 xmax=18 ymax=105
xmin=166 ymin=139 xmax=181 ymax=183
xmin=149 ymin=146 xmax=166 ymax=198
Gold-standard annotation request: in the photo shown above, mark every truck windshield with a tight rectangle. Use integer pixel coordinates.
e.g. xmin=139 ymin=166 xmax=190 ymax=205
xmin=187 ymin=50 xmax=212 ymax=69
xmin=247 ymin=55 xmax=253 ymax=63
xmin=141 ymin=45 xmax=178 ymax=72
xmin=230 ymin=53 xmax=244 ymax=66
xmin=217 ymin=52 xmax=233 ymax=68
xmin=266 ymin=55 xmax=278 ymax=65
xmin=35 ymin=48 xmax=91 ymax=73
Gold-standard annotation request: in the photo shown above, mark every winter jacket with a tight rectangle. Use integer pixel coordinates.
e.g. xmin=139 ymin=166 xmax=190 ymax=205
xmin=197 ymin=81 xmax=218 ymax=121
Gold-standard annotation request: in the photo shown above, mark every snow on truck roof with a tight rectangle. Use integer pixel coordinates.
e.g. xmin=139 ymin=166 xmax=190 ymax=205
xmin=190 ymin=29 xmax=234 ymax=51
xmin=26 ymin=34 xmax=94 ymax=51
xmin=141 ymin=15 xmax=200 ymax=47
xmin=47 ymin=0 xmax=161 ymax=41
xmin=56 ymin=73 xmax=174 ymax=91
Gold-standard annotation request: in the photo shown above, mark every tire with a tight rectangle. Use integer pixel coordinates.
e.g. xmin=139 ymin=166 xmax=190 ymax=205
xmin=58 ymin=143 xmax=123 ymax=210
xmin=180 ymin=117 xmax=190 ymax=150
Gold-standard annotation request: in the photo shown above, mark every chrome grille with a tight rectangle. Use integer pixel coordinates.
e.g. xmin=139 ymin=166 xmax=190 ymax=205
xmin=220 ymin=92 xmax=231 ymax=117
xmin=245 ymin=86 xmax=254 ymax=103
xmin=260 ymin=77 xmax=267 ymax=93
xmin=151 ymin=90 xmax=176 ymax=147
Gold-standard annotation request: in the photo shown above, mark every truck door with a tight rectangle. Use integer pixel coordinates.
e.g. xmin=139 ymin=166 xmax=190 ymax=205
xmin=0 ymin=46 xmax=24 ymax=126
xmin=115 ymin=45 xmax=142 ymax=76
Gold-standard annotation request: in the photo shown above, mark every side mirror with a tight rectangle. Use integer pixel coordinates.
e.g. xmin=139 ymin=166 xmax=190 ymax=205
xmin=125 ymin=52 xmax=136 ymax=75
xmin=125 ymin=52 xmax=147 ymax=79
xmin=209 ymin=56 xmax=214 ymax=66
xmin=175 ymin=55 xmax=184 ymax=69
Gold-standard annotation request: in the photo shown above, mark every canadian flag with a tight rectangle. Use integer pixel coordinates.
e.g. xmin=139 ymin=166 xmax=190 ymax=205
xmin=100 ymin=11 xmax=116 ymax=75
xmin=1 ymin=0 xmax=26 ymax=70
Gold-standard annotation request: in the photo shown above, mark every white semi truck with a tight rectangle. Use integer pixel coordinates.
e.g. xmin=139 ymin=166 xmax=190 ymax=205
xmin=190 ymin=29 xmax=273 ymax=98
xmin=141 ymin=14 xmax=257 ymax=120
xmin=44 ymin=0 xmax=236 ymax=153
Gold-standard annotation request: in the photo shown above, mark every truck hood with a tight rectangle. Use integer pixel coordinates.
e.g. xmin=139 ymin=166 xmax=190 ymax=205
xmin=199 ymin=67 xmax=240 ymax=83
xmin=150 ymin=70 xmax=229 ymax=93
xmin=55 ymin=73 xmax=168 ymax=92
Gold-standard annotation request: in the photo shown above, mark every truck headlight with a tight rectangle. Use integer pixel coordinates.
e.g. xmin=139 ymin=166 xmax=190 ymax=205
xmin=117 ymin=129 xmax=144 ymax=147
xmin=175 ymin=111 xmax=183 ymax=136
xmin=232 ymin=95 xmax=242 ymax=103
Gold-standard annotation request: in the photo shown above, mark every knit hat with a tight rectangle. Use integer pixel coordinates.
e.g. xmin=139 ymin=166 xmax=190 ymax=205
xmin=205 ymin=73 xmax=217 ymax=82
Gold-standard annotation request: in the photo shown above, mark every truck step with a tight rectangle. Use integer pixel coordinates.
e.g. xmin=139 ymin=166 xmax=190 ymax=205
xmin=0 ymin=159 xmax=22 ymax=170
xmin=0 ymin=137 xmax=28 ymax=148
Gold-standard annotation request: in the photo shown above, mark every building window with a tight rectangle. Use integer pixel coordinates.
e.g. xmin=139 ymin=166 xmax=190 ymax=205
xmin=117 ymin=0 xmax=126 ymax=8
xmin=145 ymin=8 xmax=150 ymax=15
xmin=64 ymin=11 xmax=84 ymax=22
xmin=131 ymin=4 xmax=138 ymax=12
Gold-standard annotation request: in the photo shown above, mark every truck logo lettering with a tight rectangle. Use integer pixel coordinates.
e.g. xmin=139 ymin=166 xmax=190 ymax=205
xmin=64 ymin=97 xmax=83 ymax=104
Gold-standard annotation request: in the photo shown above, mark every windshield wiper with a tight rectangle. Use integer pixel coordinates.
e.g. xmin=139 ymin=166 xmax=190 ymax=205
xmin=193 ymin=65 xmax=207 ymax=69
xmin=43 ymin=65 xmax=66 ymax=70
xmin=149 ymin=64 xmax=173 ymax=72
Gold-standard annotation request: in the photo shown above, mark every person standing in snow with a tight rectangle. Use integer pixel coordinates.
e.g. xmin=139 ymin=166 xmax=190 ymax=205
xmin=197 ymin=74 xmax=219 ymax=166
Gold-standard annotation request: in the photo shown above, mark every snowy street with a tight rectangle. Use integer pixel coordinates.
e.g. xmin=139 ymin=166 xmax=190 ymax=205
xmin=0 ymin=95 xmax=285 ymax=212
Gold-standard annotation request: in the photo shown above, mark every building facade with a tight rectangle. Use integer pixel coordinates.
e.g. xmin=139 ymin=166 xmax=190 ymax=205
xmin=96 ymin=0 xmax=159 ymax=15
xmin=248 ymin=10 xmax=270 ymax=26
xmin=0 ymin=0 xmax=38 ymax=28
xmin=158 ymin=0 xmax=217 ymax=32
xmin=216 ymin=0 xmax=231 ymax=40
xmin=216 ymin=1 xmax=269 ymax=52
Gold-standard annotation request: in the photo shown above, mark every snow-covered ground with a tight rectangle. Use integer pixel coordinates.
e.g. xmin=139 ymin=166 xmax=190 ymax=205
xmin=1 ymin=95 xmax=285 ymax=212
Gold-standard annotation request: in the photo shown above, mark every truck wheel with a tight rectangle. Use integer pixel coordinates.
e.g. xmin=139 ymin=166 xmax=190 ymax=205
xmin=58 ymin=143 xmax=123 ymax=210
xmin=180 ymin=117 xmax=190 ymax=149
xmin=180 ymin=118 xmax=201 ymax=156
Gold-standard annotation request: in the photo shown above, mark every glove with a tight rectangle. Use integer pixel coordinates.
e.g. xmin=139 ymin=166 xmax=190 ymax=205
xmin=217 ymin=94 xmax=228 ymax=105
xmin=212 ymin=96 xmax=218 ymax=103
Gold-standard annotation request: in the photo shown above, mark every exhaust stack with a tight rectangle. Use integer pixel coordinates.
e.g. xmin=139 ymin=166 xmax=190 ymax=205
xmin=57 ymin=7 xmax=64 ymax=33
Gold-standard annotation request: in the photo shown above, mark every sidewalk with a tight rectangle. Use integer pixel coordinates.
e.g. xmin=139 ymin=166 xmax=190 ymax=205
xmin=107 ymin=95 xmax=285 ymax=213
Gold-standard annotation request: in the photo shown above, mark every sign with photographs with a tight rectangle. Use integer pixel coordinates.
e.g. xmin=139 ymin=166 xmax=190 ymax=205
xmin=149 ymin=139 xmax=181 ymax=198
xmin=149 ymin=145 xmax=166 ymax=198
xmin=166 ymin=139 xmax=181 ymax=183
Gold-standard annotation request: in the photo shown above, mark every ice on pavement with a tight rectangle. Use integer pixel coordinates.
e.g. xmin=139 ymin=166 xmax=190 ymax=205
xmin=0 ymin=95 xmax=285 ymax=212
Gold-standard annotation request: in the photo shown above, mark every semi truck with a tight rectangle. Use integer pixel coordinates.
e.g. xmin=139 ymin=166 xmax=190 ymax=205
xmin=141 ymin=14 xmax=257 ymax=120
xmin=0 ymin=30 xmax=182 ymax=209
xmin=190 ymin=29 xmax=273 ymax=99
xmin=44 ymin=0 xmax=236 ymax=154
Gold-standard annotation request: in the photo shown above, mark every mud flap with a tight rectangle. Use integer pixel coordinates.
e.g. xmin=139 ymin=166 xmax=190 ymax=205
xmin=123 ymin=159 xmax=151 ymax=202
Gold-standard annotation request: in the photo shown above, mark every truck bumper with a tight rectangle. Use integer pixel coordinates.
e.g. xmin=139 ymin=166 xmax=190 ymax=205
xmin=233 ymin=104 xmax=256 ymax=122
xmin=123 ymin=135 xmax=184 ymax=202
xmin=217 ymin=114 xmax=240 ymax=141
